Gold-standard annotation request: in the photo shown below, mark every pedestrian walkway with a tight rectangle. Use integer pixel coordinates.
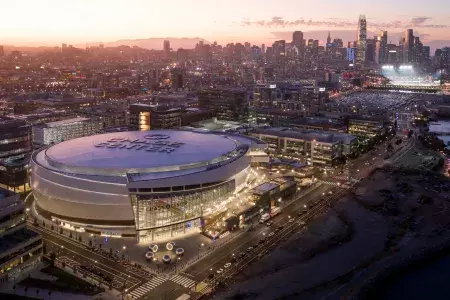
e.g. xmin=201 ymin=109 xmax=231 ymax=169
xmin=128 ymin=277 xmax=167 ymax=299
xmin=170 ymin=274 xmax=196 ymax=289
xmin=321 ymin=181 xmax=346 ymax=188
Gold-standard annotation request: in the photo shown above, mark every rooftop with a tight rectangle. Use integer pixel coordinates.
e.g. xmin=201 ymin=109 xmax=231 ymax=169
xmin=285 ymin=116 xmax=346 ymax=128
xmin=37 ymin=117 xmax=92 ymax=128
xmin=42 ymin=130 xmax=240 ymax=173
xmin=251 ymin=182 xmax=279 ymax=195
xmin=251 ymin=127 xmax=356 ymax=144
xmin=0 ymin=188 xmax=15 ymax=200
xmin=0 ymin=227 xmax=39 ymax=254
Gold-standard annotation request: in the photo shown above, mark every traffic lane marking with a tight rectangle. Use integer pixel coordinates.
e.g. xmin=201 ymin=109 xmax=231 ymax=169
xmin=35 ymin=226 xmax=146 ymax=281
xmin=46 ymin=239 xmax=140 ymax=284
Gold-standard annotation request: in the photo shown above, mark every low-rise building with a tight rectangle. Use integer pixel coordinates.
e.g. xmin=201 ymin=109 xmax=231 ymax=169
xmin=129 ymin=104 xmax=182 ymax=131
xmin=198 ymin=86 xmax=249 ymax=122
xmin=0 ymin=117 xmax=32 ymax=191
xmin=33 ymin=117 xmax=104 ymax=146
xmin=250 ymin=127 xmax=357 ymax=169
xmin=280 ymin=116 xmax=347 ymax=132
xmin=348 ymin=116 xmax=387 ymax=138
xmin=0 ymin=188 xmax=42 ymax=281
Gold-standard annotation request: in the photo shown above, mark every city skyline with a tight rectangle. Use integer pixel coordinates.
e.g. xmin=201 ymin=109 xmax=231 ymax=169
xmin=1 ymin=0 xmax=450 ymax=48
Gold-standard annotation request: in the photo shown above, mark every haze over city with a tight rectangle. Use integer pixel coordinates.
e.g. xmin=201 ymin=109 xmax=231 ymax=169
xmin=1 ymin=0 xmax=450 ymax=48
xmin=1 ymin=2 xmax=450 ymax=300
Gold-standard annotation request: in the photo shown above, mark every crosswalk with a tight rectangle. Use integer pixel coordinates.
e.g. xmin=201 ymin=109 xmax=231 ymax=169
xmin=321 ymin=181 xmax=343 ymax=187
xmin=170 ymin=274 xmax=196 ymax=289
xmin=128 ymin=277 xmax=167 ymax=299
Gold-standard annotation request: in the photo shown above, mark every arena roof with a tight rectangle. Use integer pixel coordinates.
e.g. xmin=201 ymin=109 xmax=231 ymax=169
xmin=44 ymin=130 xmax=239 ymax=172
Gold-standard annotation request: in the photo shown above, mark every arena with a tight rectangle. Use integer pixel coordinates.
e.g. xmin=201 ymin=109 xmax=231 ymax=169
xmin=31 ymin=130 xmax=267 ymax=242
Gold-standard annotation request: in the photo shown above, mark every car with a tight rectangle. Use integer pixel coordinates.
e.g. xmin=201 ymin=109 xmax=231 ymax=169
xmin=327 ymin=191 xmax=333 ymax=195
xmin=238 ymin=252 xmax=246 ymax=258
xmin=268 ymin=232 xmax=275 ymax=237
xmin=231 ymin=257 xmax=237 ymax=263
xmin=278 ymin=225 xmax=284 ymax=230
xmin=224 ymin=263 xmax=232 ymax=269
xmin=216 ymin=268 xmax=224 ymax=274
xmin=208 ymin=273 xmax=215 ymax=279
xmin=259 ymin=238 xmax=265 ymax=244
xmin=247 ymin=246 xmax=254 ymax=252
xmin=289 ymin=218 xmax=295 ymax=223
xmin=265 ymin=221 xmax=273 ymax=226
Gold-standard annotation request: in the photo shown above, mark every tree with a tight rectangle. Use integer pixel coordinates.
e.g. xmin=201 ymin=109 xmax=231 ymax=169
xmin=78 ymin=235 xmax=82 ymax=242
xmin=69 ymin=232 xmax=73 ymax=239
xmin=62 ymin=261 xmax=66 ymax=268
xmin=89 ymin=240 xmax=92 ymax=247
xmin=59 ymin=227 xmax=63 ymax=234
xmin=51 ymin=225 xmax=54 ymax=231
xmin=109 ymin=247 xmax=113 ymax=255
xmin=42 ymin=220 xmax=45 ymax=227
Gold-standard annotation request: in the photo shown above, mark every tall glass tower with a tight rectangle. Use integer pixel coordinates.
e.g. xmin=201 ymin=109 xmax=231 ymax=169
xmin=356 ymin=15 xmax=367 ymax=68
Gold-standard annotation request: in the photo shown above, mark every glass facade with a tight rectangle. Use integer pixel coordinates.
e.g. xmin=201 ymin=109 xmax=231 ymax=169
xmin=131 ymin=180 xmax=236 ymax=242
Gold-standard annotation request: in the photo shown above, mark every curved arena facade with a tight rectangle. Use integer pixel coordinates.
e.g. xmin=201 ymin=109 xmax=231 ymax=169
xmin=31 ymin=130 xmax=266 ymax=242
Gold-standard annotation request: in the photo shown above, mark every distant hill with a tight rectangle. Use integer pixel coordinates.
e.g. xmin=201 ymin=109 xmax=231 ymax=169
xmin=87 ymin=37 xmax=210 ymax=50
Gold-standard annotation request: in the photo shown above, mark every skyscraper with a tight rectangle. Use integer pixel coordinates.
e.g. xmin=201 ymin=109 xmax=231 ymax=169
xmin=0 ymin=45 xmax=4 ymax=57
xmin=163 ymin=40 xmax=171 ymax=59
xmin=403 ymin=29 xmax=414 ymax=63
xmin=377 ymin=31 xmax=388 ymax=64
xmin=413 ymin=36 xmax=423 ymax=64
xmin=292 ymin=31 xmax=304 ymax=59
xmin=326 ymin=31 xmax=332 ymax=55
xmin=356 ymin=15 xmax=367 ymax=67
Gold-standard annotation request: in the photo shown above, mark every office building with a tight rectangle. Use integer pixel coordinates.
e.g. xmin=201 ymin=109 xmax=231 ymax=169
xmin=413 ymin=36 xmax=423 ymax=63
xmin=250 ymin=128 xmax=357 ymax=169
xmin=403 ymin=29 xmax=414 ymax=63
xmin=348 ymin=117 xmax=387 ymax=138
xmin=273 ymin=40 xmax=286 ymax=62
xmin=129 ymin=104 xmax=182 ymax=131
xmin=33 ymin=117 xmax=104 ymax=146
xmin=77 ymin=106 xmax=128 ymax=129
xmin=0 ymin=117 xmax=31 ymax=191
xmin=0 ymin=188 xmax=43 ymax=281
xmin=356 ymin=15 xmax=367 ymax=67
xmin=292 ymin=31 xmax=304 ymax=59
xmin=171 ymin=68 xmax=184 ymax=90
xmin=198 ymin=87 xmax=249 ymax=122
xmin=177 ymin=48 xmax=188 ymax=64
xmin=347 ymin=47 xmax=356 ymax=63
xmin=163 ymin=40 xmax=170 ymax=59
xmin=422 ymin=46 xmax=431 ymax=62
xmin=376 ymin=31 xmax=388 ymax=64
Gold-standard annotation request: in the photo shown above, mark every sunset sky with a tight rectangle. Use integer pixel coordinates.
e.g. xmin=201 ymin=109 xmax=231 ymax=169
xmin=1 ymin=0 xmax=449 ymax=47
